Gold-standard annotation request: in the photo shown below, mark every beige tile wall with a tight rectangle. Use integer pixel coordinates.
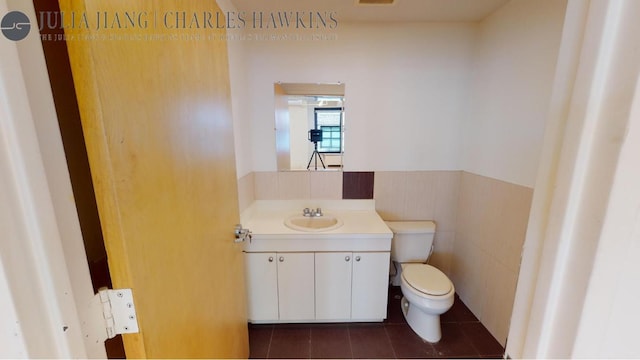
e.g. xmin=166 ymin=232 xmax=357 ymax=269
xmin=374 ymin=171 xmax=461 ymax=276
xmin=252 ymin=171 xmax=343 ymax=203
xmin=244 ymin=169 xmax=533 ymax=346
xmin=237 ymin=172 xmax=255 ymax=213
xmin=452 ymin=172 xmax=533 ymax=346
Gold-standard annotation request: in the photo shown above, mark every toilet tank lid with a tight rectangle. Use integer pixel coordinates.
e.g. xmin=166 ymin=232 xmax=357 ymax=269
xmin=385 ymin=221 xmax=436 ymax=234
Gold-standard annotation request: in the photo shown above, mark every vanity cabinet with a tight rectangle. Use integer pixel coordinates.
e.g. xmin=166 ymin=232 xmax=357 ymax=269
xmin=276 ymin=252 xmax=315 ymax=321
xmin=315 ymin=252 xmax=390 ymax=321
xmin=242 ymin=200 xmax=393 ymax=323
xmin=244 ymin=252 xmax=278 ymax=321
xmin=244 ymin=252 xmax=314 ymax=322
xmin=351 ymin=252 xmax=390 ymax=320
xmin=246 ymin=251 xmax=389 ymax=323
xmin=315 ymin=252 xmax=352 ymax=320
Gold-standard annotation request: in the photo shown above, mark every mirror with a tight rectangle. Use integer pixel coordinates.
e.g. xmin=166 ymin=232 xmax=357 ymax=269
xmin=275 ymin=83 xmax=345 ymax=171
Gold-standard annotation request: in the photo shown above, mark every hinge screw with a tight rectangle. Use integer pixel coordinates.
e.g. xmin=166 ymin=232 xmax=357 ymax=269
xmin=126 ymin=303 xmax=133 ymax=308
xmin=129 ymin=315 xmax=135 ymax=320
xmin=117 ymin=292 xmax=124 ymax=298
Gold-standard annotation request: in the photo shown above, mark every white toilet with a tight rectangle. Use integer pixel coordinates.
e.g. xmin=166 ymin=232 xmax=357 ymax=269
xmin=386 ymin=221 xmax=455 ymax=343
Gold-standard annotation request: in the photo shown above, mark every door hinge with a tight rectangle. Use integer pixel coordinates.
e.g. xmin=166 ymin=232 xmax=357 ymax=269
xmin=94 ymin=287 xmax=139 ymax=339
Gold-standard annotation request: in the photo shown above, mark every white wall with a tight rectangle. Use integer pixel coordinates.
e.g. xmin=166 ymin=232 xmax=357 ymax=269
xmin=243 ymin=22 xmax=476 ymax=172
xmin=218 ymin=0 xmax=252 ymax=178
xmin=289 ymin=104 xmax=311 ymax=169
xmin=238 ymin=4 xmax=565 ymax=186
xmin=463 ymin=0 xmax=567 ymax=188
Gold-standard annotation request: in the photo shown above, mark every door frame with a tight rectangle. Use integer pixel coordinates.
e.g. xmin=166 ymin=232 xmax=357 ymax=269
xmin=507 ymin=0 xmax=640 ymax=357
xmin=0 ymin=0 xmax=100 ymax=357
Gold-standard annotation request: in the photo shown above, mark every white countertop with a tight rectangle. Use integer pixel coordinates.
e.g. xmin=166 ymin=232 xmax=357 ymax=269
xmin=241 ymin=200 xmax=393 ymax=252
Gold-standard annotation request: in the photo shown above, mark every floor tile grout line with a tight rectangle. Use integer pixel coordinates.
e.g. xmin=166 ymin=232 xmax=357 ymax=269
xmin=346 ymin=324 xmax=354 ymax=359
xmin=347 ymin=325 xmax=355 ymax=359
xmin=463 ymin=323 xmax=506 ymax=358
xmin=307 ymin=327 xmax=311 ymax=359
xmin=382 ymin=323 xmax=398 ymax=359
xmin=453 ymin=321 xmax=482 ymax=359
xmin=265 ymin=325 xmax=274 ymax=359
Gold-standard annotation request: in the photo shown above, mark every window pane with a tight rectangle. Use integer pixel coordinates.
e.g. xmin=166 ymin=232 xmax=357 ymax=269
xmin=316 ymin=109 xmax=342 ymax=153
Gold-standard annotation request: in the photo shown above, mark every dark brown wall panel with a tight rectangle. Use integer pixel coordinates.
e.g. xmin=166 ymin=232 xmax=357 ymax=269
xmin=342 ymin=172 xmax=374 ymax=199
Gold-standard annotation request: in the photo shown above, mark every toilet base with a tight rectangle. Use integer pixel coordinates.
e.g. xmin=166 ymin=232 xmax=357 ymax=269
xmin=401 ymin=297 xmax=442 ymax=343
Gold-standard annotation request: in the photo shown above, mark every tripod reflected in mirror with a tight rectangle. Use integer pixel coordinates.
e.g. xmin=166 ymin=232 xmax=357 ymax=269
xmin=307 ymin=129 xmax=326 ymax=170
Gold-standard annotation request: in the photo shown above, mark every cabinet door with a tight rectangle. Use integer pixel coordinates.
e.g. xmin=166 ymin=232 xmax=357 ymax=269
xmin=244 ymin=253 xmax=278 ymax=321
xmin=351 ymin=252 xmax=390 ymax=320
xmin=277 ymin=253 xmax=315 ymax=321
xmin=315 ymin=252 xmax=352 ymax=320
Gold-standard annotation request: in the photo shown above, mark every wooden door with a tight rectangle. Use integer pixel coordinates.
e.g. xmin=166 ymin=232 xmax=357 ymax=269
xmin=58 ymin=0 xmax=248 ymax=358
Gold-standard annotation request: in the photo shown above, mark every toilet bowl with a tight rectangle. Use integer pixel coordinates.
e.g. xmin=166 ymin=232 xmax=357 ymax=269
xmin=385 ymin=221 xmax=455 ymax=343
xmin=400 ymin=263 xmax=454 ymax=342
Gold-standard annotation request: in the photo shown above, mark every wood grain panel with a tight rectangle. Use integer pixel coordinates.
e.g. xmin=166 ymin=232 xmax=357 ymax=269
xmin=58 ymin=0 xmax=248 ymax=357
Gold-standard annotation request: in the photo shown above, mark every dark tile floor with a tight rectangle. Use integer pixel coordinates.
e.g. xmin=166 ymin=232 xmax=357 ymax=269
xmin=249 ymin=286 xmax=505 ymax=359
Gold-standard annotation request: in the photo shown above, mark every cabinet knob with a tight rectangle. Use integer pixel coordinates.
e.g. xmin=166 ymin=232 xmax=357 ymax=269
xmin=268 ymin=256 xmax=274 ymax=262
xmin=345 ymin=256 xmax=350 ymax=262
xmin=279 ymin=256 xmax=284 ymax=262
xmin=355 ymin=256 xmax=361 ymax=262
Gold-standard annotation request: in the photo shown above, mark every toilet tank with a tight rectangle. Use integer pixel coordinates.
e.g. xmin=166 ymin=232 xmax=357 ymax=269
xmin=385 ymin=221 xmax=436 ymax=263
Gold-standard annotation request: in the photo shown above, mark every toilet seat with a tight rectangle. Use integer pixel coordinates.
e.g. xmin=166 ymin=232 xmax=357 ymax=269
xmin=402 ymin=264 xmax=452 ymax=296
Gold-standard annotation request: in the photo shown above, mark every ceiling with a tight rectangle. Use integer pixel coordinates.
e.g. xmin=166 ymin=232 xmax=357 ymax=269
xmin=230 ymin=0 xmax=510 ymax=23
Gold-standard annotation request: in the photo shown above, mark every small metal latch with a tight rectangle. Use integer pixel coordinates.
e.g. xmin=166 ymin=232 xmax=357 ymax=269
xmin=98 ymin=288 xmax=139 ymax=339
xmin=234 ymin=224 xmax=252 ymax=243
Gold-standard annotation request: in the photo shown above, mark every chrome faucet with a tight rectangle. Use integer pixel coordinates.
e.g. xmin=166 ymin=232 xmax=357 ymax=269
xmin=303 ymin=207 xmax=323 ymax=217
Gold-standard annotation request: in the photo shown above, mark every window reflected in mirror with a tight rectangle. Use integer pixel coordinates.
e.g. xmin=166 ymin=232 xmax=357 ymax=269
xmin=275 ymin=83 xmax=345 ymax=171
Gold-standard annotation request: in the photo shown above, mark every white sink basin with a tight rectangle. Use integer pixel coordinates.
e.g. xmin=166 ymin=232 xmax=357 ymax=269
xmin=284 ymin=215 xmax=344 ymax=232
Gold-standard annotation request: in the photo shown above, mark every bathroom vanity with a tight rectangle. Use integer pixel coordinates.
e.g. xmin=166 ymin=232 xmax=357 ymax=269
xmin=241 ymin=200 xmax=392 ymax=323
